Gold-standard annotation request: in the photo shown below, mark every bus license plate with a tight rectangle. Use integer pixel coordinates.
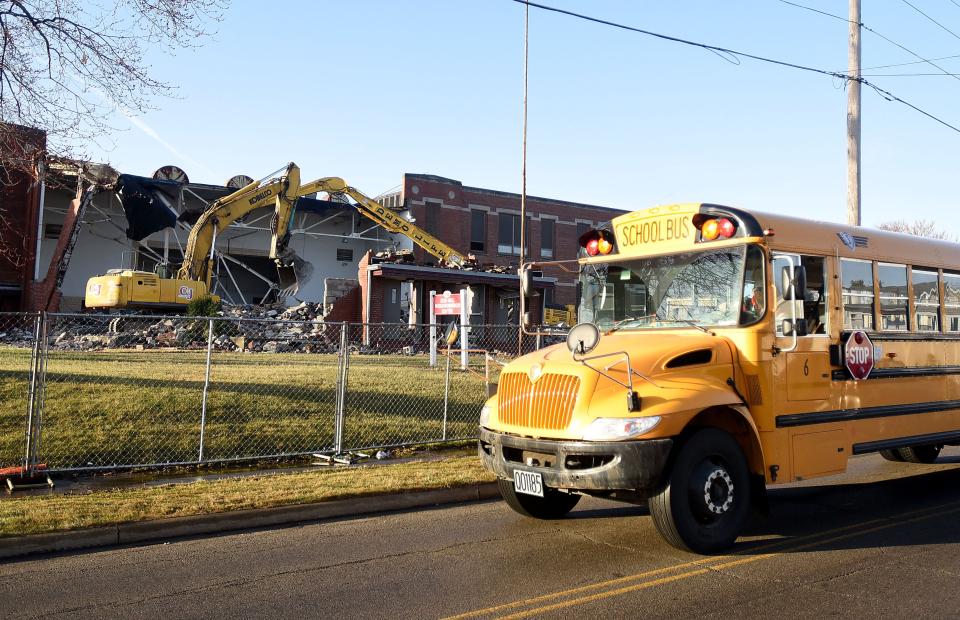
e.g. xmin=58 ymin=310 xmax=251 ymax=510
xmin=513 ymin=470 xmax=543 ymax=497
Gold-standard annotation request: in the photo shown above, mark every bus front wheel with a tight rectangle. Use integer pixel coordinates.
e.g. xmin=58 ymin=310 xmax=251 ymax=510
xmin=649 ymin=428 xmax=751 ymax=554
xmin=497 ymin=478 xmax=581 ymax=519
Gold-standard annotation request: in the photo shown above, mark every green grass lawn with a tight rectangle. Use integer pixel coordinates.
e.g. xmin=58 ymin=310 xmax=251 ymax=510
xmin=0 ymin=347 xmax=492 ymax=470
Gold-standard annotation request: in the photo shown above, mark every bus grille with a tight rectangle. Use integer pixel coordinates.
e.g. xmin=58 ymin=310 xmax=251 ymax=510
xmin=497 ymin=372 xmax=580 ymax=430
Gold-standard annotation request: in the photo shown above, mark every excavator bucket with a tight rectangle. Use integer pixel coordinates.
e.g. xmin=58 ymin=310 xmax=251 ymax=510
xmin=276 ymin=249 xmax=313 ymax=297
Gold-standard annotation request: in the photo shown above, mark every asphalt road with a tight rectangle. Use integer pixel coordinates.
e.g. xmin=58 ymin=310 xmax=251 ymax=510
xmin=4 ymin=450 xmax=960 ymax=619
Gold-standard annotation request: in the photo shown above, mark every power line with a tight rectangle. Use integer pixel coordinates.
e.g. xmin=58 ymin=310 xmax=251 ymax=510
xmin=900 ymin=0 xmax=960 ymax=42
xmin=862 ymin=72 xmax=960 ymax=76
xmin=861 ymin=53 xmax=960 ymax=71
xmin=775 ymin=0 xmax=960 ymax=84
xmin=510 ymin=0 xmax=960 ymax=135
xmin=776 ymin=0 xmax=848 ymax=23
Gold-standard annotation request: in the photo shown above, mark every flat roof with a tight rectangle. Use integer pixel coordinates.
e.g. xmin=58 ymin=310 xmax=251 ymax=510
xmin=369 ymin=262 xmax=557 ymax=287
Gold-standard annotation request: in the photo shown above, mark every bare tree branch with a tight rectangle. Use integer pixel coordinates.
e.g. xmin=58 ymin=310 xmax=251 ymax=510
xmin=0 ymin=0 xmax=225 ymax=170
xmin=877 ymin=219 xmax=957 ymax=242
xmin=0 ymin=0 xmax=226 ymax=270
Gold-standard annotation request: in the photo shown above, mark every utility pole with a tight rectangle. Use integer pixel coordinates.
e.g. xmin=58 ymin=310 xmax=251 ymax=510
xmin=847 ymin=0 xmax=862 ymax=227
xmin=518 ymin=2 xmax=529 ymax=355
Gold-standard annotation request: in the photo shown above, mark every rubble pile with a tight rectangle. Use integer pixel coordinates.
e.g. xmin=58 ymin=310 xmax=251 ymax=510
xmin=0 ymin=327 xmax=37 ymax=347
xmin=37 ymin=312 xmax=346 ymax=354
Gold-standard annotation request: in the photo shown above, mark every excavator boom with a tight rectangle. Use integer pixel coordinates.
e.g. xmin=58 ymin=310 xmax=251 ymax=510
xmin=299 ymin=177 xmax=470 ymax=268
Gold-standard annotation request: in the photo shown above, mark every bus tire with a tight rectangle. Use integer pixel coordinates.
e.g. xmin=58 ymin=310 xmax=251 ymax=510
xmin=879 ymin=449 xmax=904 ymax=462
xmin=896 ymin=445 xmax=941 ymax=464
xmin=497 ymin=478 xmax=581 ymax=519
xmin=649 ymin=428 xmax=751 ymax=554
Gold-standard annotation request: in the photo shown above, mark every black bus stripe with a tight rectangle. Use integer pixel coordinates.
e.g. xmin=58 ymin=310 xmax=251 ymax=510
xmin=776 ymin=399 xmax=960 ymax=428
xmin=832 ymin=366 xmax=960 ymax=381
xmin=852 ymin=430 xmax=960 ymax=454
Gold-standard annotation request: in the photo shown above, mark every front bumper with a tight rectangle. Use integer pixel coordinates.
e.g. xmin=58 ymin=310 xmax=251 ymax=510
xmin=478 ymin=428 xmax=673 ymax=499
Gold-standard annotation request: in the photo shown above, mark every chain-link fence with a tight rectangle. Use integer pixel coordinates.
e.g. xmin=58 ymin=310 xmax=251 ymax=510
xmin=0 ymin=312 xmax=40 ymax=471
xmin=0 ymin=312 xmax=560 ymax=473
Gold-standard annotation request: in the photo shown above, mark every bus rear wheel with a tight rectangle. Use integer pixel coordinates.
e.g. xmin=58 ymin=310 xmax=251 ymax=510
xmin=497 ymin=478 xmax=581 ymax=519
xmin=649 ymin=428 xmax=751 ymax=554
xmin=896 ymin=445 xmax=941 ymax=464
xmin=879 ymin=449 xmax=904 ymax=462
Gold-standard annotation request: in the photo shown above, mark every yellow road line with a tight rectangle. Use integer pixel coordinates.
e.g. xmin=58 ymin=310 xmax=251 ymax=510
xmin=443 ymin=557 xmax=725 ymax=620
xmin=446 ymin=500 xmax=960 ymax=620
xmin=498 ymin=502 xmax=960 ymax=619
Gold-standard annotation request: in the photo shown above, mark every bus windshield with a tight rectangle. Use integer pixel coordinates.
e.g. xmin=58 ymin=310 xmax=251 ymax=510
xmin=578 ymin=246 xmax=753 ymax=331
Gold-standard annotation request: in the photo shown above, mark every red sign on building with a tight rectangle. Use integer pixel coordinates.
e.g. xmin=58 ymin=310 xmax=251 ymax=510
xmin=433 ymin=291 xmax=462 ymax=316
xmin=844 ymin=330 xmax=875 ymax=380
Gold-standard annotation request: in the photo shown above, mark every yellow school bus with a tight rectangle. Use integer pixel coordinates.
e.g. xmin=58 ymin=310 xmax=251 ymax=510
xmin=478 ymin=203 xmax=960 ymax=552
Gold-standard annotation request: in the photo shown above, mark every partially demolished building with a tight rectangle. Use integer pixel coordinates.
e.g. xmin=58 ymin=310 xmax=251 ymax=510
xmin=2 ymin=124 xmax=624 ymax=324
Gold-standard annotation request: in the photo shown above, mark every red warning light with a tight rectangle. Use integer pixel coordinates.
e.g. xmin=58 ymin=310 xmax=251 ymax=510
xmin=580 ymin=229 xmax=616 ymax=257
xmin=696 ymin=216 xmax=737 ymax=242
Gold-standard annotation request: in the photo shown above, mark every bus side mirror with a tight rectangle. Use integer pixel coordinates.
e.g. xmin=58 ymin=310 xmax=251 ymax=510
xmin=780 ymin=265 xmax=807 ymax=301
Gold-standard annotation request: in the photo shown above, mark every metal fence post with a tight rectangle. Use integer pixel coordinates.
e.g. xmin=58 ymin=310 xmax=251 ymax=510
xmin=334 ymin=322 xmax=348 ymax=455
xmin=442 ymin=350 xmax=451 ymax=441
xmin=29 ymin=312 xmax=50 ymax=474
xmin=198 ymin=317 xmax=215 ymax=463
xmin=23 ymin=312 xmax=43 ymax=473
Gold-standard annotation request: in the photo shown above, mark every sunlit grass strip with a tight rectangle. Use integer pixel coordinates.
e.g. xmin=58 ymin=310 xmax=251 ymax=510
xmin=0 ymin=453 xmax=495 ymax=537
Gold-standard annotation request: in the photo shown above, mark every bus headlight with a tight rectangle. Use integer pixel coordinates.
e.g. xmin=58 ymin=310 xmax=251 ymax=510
xmin=582 ymin=416 xmax=661 ymax=441
xmin=479 ymin=404 xmax=491 ymax=428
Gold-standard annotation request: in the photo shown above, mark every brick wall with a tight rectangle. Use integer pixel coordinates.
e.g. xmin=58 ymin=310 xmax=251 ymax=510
xmin=0 ymin=123 xmax=46 ymax=310
xmin=402 ymin=174 xmax=623 ymax=307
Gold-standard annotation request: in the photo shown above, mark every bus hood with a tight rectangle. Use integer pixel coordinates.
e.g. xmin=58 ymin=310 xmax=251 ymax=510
xmin=523 ymin=329 xmax=732 ymax=378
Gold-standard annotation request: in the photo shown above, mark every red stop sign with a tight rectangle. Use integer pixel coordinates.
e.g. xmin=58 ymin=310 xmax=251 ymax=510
xmin=845 ymin=330 xmax=875 ymax=380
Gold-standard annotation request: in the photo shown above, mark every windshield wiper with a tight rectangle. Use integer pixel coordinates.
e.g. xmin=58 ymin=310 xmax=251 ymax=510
xmin=608 ymin=313 xmax=660 ymax=333
xmin=671 ymin=304 xmax=710 ymax=333
xmin=668 ymin=318 xmax=710 ymax=333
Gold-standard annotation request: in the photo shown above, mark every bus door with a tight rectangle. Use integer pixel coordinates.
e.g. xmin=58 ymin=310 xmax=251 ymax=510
xmin=773 ymin=254 xmax=832 ymax=403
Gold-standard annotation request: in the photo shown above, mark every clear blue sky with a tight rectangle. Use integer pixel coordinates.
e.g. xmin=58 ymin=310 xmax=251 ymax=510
xmin=89 ymin=0 xmax=960 ymax=232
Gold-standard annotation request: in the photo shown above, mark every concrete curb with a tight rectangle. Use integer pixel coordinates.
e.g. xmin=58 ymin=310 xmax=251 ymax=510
xmin=0 ymin=482 xmax=500 ymax=561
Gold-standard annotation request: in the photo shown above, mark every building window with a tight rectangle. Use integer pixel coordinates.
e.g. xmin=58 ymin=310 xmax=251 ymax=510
xmin=541 ymin=219 xmax=554 ymax=259
xmin=470 ymin=210 xmax=486 ymax=252
xmin=336 ymin=248 xmax=353 ymax=262
xmin=498 ymin=213 xmax=522 ymax=255
xmin=576 ymin=221 xmax=590 ymax=240
xmin=912 ymin=268 xmax=940 ymax=332
xmin=44 ymin=223 xmax=62 ymax=239
xmin=425 ymin=200 xmax=440 ymax=233
xmin=841 ymin=258 xmax=875 ymax=330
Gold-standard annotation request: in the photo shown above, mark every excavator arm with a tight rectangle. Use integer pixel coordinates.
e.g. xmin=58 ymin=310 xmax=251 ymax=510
xmin=298 ymin=177 xmax=470 ymax=268
xmin=177 ymin=163 xmax=302 ymax=286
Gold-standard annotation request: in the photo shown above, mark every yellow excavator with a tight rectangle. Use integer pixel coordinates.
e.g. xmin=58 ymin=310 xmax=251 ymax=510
xmin=84 ymin=164 xmax=302 ymax=310
xmin=85 ymin=164 xmax=470 ymax=311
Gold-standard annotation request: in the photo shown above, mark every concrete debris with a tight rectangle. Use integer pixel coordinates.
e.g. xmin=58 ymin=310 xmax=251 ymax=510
xmin=0 ymin=328 xmax=36 ymax=347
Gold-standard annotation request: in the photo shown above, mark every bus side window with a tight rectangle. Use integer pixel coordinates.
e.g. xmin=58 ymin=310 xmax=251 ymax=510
xmin=740 ymin=246 xmax=766 ymax=325
xmin=841 ymin=258 xmax=875 ymax=330
xmin=801 ymin=256 xmax=827 ymax=335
